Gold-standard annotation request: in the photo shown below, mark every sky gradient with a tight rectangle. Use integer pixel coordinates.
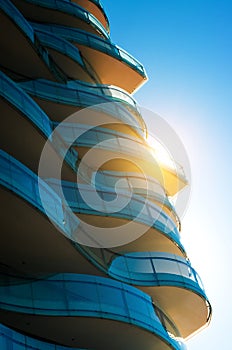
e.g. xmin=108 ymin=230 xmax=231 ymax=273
xmin=104 ymin=1 xmax=232 ymax=349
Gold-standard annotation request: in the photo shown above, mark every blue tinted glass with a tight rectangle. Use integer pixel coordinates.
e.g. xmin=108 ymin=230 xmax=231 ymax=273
xmin=98 ymin=284 xmax=125 ymax=313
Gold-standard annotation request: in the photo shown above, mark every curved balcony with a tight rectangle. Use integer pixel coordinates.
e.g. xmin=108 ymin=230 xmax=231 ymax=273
xmin=0 ymin=71 xmax=77 ymax=177
xmin=34 ymin=29 xmax=98 ymax=82
xmin=0 ymin=0 xmax=65 ymax=82
xmin=93 ymin=170 xmax=180 ymax=228
xmin=18 ymin=78 xmax=146 ymax=137
xmin=0 ymin=150 xmax=100 ymax=276
xmin=30 ymin=23 xmax=147 ymax=93
xmin=108 ymin=252 xmax=212 ymax=339
xmin=57 ymin=122 xmax=187 ymax=196
xmin=48 ymin=179 xmax=185 ymax=258
xmin=69 ymin=79 xmax=145 ymax=121
xmin=70 ymin=0 xmax=109 ymax=33
xmin=0 ymin=273 xmax=186 ymax=350
xmin=11 ymin=0 xmax=109 ymax=39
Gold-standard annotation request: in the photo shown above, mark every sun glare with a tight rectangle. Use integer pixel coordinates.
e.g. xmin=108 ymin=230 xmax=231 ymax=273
xmin=146 ymin=134 xmax=177 ymax=171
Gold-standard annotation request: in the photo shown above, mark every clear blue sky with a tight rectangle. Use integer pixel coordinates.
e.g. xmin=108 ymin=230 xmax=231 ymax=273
xmin=104 ymin=1 xmax=232 ymax=349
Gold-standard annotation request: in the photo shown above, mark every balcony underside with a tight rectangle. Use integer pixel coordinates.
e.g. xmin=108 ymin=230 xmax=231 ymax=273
xmin=0 ymin=312 xmax=176 ymax=350
xmin=142 ymin=285 xmax=210 ymax=339
xmin=77 ymin=44 xmax=147 ymax=93
xmin=0 ymin=186 xmax=101 ymax=277
xmin=0 ymin=9 xmax=60 ymax=82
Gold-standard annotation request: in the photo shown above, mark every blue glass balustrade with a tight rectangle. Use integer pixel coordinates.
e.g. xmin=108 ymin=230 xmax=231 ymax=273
xmin=92 ymin=170 xmax=181 ymax=230
xmin=18 ymin=78 xmax=146 ymax=136
xmin=109 ymin=252 xmax=207 ymax=295
xmin=19 ymin=78 xmax=140 ymax=115
xmin=55 ymin=122 xmax=159 ymax=167
xmin=0 ymin=274 xmax=186 ymax=350
xmin=34 ymin=29 xmax=85 ymax=67
xmin=47 ymin=178 xmax=184 ymax=252
xmin=16 ymin=0 xmax=109 ymax=38
xmin=30 ymin=22 xmax=147 ymax=78
xmin=67 ymin=80 xmax=140 ymax=108
xmin=93 ymin=170 xmax=175 ymax=210
xmin=0 ymin=71 xmax=78 ymax=171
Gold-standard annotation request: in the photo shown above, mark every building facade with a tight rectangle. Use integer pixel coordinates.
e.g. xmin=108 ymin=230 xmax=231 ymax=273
xmin=0 ymin=0 xmax=211 ymax=349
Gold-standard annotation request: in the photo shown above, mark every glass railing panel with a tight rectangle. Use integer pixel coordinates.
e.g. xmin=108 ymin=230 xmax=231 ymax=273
xmin=116 ymin=46 xmax=145 ymax=75
xmin=92 ymin=170 xmax=174 ymax=208
xmin=67 ymin=80 xmax=139 ymax=110
xmin=57 ymin=121 xmax=142 ymax=149
xmin=124 ymin=289 xmax=158 ymax=328
xmin=78 ymin=91 xmax=103 ymax=105
xmin=18 ymin=78 xmax=145 ymax=136
xmin=107 ymin=85 xmax=136 ymax=106
xmin=47 ymin=179 xmax=182 ymax=248
xmin=12 ymin=164 xmax=35 ymax=200
xmin=88 ymin=11 xmax=106 ymax=35
xmin=36 ymin=29 xmax=84 ymax=66
xmin=109 ymin=252 xmax=206 ymax=294
xmin=89 ymin=35 xmax=112 ymax=51
xmin=54 ymin=109 xmax=144 ymax=138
